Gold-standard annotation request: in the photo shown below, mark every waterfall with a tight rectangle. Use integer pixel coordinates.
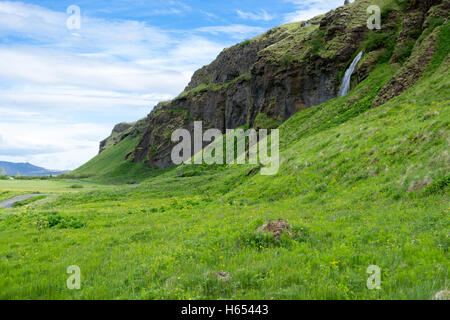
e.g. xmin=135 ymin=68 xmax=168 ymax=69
xmin=339 ymin=51 xmax=363 ymax=97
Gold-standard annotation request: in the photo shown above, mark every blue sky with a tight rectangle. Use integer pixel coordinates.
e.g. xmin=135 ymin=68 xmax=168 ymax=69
xmin=0 ymin=0 xmax=345 ymax=170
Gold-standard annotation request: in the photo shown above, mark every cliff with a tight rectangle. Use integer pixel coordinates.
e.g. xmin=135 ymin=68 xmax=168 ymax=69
xmin=98 ymin=0 xmax=448 ymax=169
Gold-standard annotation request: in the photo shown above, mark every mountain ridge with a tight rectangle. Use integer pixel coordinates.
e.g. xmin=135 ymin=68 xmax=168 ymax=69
xmin=0 ymin=161 xmax=68 ymax=177
xmin=72 ymin=0 xmax=449 ymax=179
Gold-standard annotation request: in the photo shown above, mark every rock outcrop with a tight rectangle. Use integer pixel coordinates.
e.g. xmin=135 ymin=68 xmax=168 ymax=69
xmin=99 ymin=118 xmax=148 ymax=154
xmin=98 ymin=0 xmax=447 ymax=169
xmin=374 ymin=0 xmax=449 ymax=106
xmin=257 ymin=219 xmax=292 ymax=240
xmin=129 ymin=1 xmax=374 ymax=168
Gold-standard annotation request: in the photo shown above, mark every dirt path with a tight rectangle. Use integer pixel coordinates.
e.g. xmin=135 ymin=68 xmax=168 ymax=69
xmin=0 ymin=194 xmax=45 ymax=209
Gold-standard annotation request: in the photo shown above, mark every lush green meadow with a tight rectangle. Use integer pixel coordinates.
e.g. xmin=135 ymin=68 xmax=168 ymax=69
xmin=0 ymin=174 xmax=447 ymax=299
xmin=0 ymin=20 xmax=449 ymax=300
xmin=0 ymin=179 xmax=113 ymax=194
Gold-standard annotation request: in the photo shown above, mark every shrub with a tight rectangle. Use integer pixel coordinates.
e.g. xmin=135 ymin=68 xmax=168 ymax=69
xmin=362 ymin=30 xmax=398 ymax=63
xmin=39 ymin=212 xmax=85 ymax=229
xmin=254 ymin=113 xmax=281 ymax=130
xmin=364 ymin=32 xmax=391 ymax=52
xmin=239 ymin=39 xmax=252 ymax=47
xmin=240 ymin=231 xmax=285 ymax=249
xmin=281 ymin=52 xmax=294 ymax=67
xmin=422 ymin=174 xmax=450 ymax=196
xmin=392 ymin=39 xmax=415 ymax=63
xmin=309 ymin=29 xmax=325 ymax=55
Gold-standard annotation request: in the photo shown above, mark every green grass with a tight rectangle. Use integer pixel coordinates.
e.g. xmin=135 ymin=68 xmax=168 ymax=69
xmin=177 ymin=72 xmax=252 ymax=100
xmin=0 ymin=179 xmax=112 ymax=194
xmin=253 ymin=113 xmax=282 ymax=130
xmin=11 ymin=196 xmax=48 ymax=208
xmin=0 ymin=190 xmax=25 ymax=203
xmin=65 ymin=135 xmax=157 ymax=184
xmin=0 ymin=13 xmax=448 ymax=301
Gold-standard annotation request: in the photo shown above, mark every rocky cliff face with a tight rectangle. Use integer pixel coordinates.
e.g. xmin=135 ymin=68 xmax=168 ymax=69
xmin=100 ymin=0 xmax=448 ymax=169
xmin=99 ymin=118 xmax=148 ymax=154
xmin=130 ymin=1 xmax=371 ymax=168
xmin=374 ymin=0 xmax=449 ymax=105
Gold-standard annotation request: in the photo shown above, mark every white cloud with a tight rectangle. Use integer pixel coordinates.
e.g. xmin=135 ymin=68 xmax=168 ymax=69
xmin=150 ymin=1 xmax=192 ymax=16
xmin=0 ymin=1 xmax=272 ymax=169
xmin=236 ymin=9 xmax=274 ymax=21
xmin=0 ymin=48 xmax=194 ymax=94
xmin=0 ymin=1 xmax=66 ymax=40
xmin=0 ymin=1 xmax=230 ymax=170
xmin=201 ymin=10 xmax=221 ymax=22
xmin=0 ymin=117 xmax=110 ymax=170
xmin=0 ymin=86 xmax=171 ymax=111
xmin=284 ymin=7 xmax=329 ymax=23
xmin=283 ymin=0 xmax=348 ymax=23
xmin=0 ymin=1 xmax=227 ymax=96
xmin=195 ymin=24 xmax=265 ymax=40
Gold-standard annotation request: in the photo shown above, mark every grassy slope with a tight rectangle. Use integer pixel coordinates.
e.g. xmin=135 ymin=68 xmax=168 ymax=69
xmin=66 ymin=135 xmax=158 ymax=184
xmin=0 ymin=21 xmax=448 ymax=300
xmin=0 ymin=179 xmax=115 ymax=194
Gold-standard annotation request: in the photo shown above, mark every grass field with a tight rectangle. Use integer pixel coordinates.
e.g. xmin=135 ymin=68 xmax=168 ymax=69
xmin=0 ymin=15 xmax=448 ymax=301
xmin=0 ymin=176 xmax=447 ymax=299
xmin=0 ymin=179 xmax=114 ymax=194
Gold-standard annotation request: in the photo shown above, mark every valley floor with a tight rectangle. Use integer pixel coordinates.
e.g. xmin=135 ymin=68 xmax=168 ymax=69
xmin=0 ymin=176 xmax=448 ymax=300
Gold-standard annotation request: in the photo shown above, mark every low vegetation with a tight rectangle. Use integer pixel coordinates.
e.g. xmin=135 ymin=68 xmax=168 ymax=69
xmin=11 ymin=196 xmax=48 ymax=208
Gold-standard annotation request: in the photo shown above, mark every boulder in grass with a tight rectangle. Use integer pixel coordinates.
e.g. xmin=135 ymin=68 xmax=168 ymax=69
xmin=216 ymin=272 xmax=232 ymax=282
xmin=257 ymin=219 xmax=292 ymax=240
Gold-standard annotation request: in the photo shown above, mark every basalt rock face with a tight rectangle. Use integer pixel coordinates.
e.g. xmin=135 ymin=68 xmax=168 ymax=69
xmin=373 ymin=0 xmax=449 ymax=106
xmin=102 ymin=0 xmax=445 ymax=169
xmin=99 ymin=118 xmax=148 ymax=154
xmin=130 ymin=1 xmax=375 ymax=168
xmin=185 ymin=36 xmax=277 ymax=92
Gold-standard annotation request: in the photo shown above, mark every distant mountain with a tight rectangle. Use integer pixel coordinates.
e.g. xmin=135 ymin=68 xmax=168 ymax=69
xmin=0 ymin=161 xmax=68 ymax=177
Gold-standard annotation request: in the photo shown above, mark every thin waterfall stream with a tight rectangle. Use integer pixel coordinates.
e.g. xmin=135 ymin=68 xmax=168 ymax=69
xmin=339 ymin=51 xmax=363 ymax=97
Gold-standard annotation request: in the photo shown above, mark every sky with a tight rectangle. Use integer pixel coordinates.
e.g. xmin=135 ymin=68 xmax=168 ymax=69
xmin=0 ymin=0 xmax=346 ymax=170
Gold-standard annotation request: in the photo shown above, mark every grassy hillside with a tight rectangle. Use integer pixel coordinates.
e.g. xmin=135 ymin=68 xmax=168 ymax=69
xmin=65 ymin=135 xmax=158 ymax=184
xmin=0 ymin=9 xmax=448 ymax=300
